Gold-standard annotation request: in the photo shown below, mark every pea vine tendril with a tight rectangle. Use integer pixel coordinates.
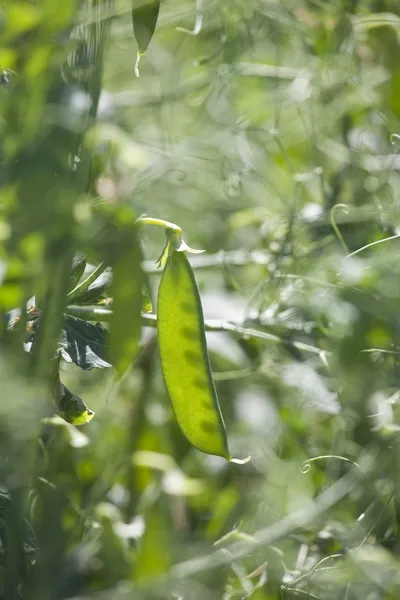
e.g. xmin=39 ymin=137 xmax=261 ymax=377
xmin=330 ymin=203 xmax=349 ymax=253
xmin=301 ymin=455 xmax=360 ymax=474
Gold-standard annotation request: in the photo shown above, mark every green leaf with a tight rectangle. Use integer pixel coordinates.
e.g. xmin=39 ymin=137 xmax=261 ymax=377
xmin=0 ymin=493 xmax=37 ymax=566
xmin=71 ymin=270 xmax=112 ymax=305
xmin=68 ymin=252 xmax=87 ymax=293
xmin=141 ymin=283 xmax=152 ymax=313
xmin=132 ymin=0 xmax=160 ymax=55
xmin=59 ymin=315 xmax=111 ymax=370
xmin=71 ymin=268 xmax=152 ymax=313
xmin=58 ymin=385 xmax=95 ymax=426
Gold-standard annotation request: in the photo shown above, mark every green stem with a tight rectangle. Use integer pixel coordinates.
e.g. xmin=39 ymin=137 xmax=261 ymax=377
xmin=67 ymin=262 xmax=107 ymax=301
xmin=330 ymin=204 xmax=349 ymax=253
xmin=135 ymin=215 xmax=181 ymax=232
xmin=125 ymin=335 xmax=157 ymax=522
xmin=65 ymin=305 xmax=326 ymax=356
xmin=66 ymin=305 xmax=112 ymax=320
xmin=142 ymin=249 xmax=271 ymax=273
xmin=345 ymin=233 xmax=400 ymax=259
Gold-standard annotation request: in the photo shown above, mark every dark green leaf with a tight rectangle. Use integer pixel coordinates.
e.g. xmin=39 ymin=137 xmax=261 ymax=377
xmin=132 ymin=0 xmax=160 ymax=55
xmin=59 ymin=315 xmax=111 ymax=370
xmin=0 ymin=493 xmax=37 ymax=567
xmin=71 ymin=270 xmax=112 ymax=305
xmin=58 ymin=385 xmax=95 ymax=426
xmin=69 ymin=252 xmax=87 ymax=293
xmin=72 ymin=269 xmax=152 ymax=313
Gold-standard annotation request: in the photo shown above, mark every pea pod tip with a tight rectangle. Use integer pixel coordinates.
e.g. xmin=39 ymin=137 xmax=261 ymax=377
xmin=229 ymin=455 xmax=251 ymax=465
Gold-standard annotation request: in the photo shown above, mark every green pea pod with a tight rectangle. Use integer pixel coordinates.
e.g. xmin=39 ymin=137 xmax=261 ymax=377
xmin=132 ymin=0 xmax=160 ymax=55
xmin=157 ymin=251 xmax=230 ymax=459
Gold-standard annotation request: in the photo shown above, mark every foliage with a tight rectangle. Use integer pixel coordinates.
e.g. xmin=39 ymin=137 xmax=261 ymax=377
xmin=1 ymin=0 xmax=400 ymax=599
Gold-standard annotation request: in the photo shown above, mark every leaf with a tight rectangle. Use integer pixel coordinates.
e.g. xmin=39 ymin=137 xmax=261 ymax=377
xmin=59 ymin=315 xmax=111 ymax=370
xmin=132 ymin=0 xmax=160 ymax=76
xmin=0 ymin=493 xmax=37 ymax=565
xmin=132 ymin=0 xmax=160 ymax=55
xmin=58 ymin=385 xmax=95 ymax=426
xmin=71 ymin=270 xmax=112 ymax=305
xmin=71 ymin=268 xmax=152 ymax=313
xmin=141 ymin=283 xmax=152 ymax=313
xmin=68 ymin=252 xmax=86 ymax=292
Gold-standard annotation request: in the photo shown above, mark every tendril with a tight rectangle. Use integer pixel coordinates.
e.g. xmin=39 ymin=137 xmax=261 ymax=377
xmin=301 ymin=455 xmax=360 ymax=474
xmin=390 ymin=133 xmax=400 ymax=145
xmin=165 ymin=168 xmax=187 ymax=183
xmin=134 ymin=53 xmax=141 ymax=78
xmin=176 ymin=0 xmax=203 ymax=36
xmin=330 ymin=203 xmax=349 ymax=253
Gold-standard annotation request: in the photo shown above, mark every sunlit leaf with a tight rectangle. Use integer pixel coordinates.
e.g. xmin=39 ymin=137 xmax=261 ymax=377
xmin=59 ymin=386 xmax=95 ymax=426
xmin=59 ymin=315 xmax=111 ymax=370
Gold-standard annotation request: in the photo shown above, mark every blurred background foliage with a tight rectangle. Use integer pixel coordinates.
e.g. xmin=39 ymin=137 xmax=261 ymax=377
xmin=1 ymin=0 xmax=400 ymax=598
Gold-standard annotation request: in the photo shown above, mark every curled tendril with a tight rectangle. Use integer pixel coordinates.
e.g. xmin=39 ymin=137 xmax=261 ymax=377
xmin=301 ymin=455 xmax=360 ymax=474
xmin=166 ymin=168 xmax=187 ymax=183
xmin=390 ymin=133 xmax=400 ymax=145
xmin=134 ymin=53 xmax=142 ymax=78
xmin=330 ymin=203 xmax=349 ymax=253
xmin=176 ymin=0 xmax=203 ymax=36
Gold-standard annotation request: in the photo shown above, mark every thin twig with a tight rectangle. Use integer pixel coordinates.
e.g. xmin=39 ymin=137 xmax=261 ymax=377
xmin=142 ymin=249 xmax=271 ymax=273
xmin=330 ymin=204 xmax=349 ymax=253
xmin=345 ymin=234 xmax=400 ymax=259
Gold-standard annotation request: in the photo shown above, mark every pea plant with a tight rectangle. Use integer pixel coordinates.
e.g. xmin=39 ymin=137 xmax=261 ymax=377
xmin=48 ymin=214 xmax=245 ymax=462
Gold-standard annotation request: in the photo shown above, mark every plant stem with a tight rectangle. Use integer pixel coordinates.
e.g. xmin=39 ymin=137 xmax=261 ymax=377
xmin=345 ymin=234 xmax=400 ymax=259
xmin=125 ymin=335 xmax=157 ymax=522
xmin=142 ymin=249 xmax=271 ymax=273
xmin=65 ymin=305 xmax=326 ymax=356
xmin=330 ymin=204 xmax=349 ymax=253
xmin=136 ymin=215 xmax=181 ymax=232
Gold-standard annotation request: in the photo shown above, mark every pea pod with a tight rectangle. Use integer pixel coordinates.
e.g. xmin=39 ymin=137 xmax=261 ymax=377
xmin=157 ymin=250 xmax=230 ymax=459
